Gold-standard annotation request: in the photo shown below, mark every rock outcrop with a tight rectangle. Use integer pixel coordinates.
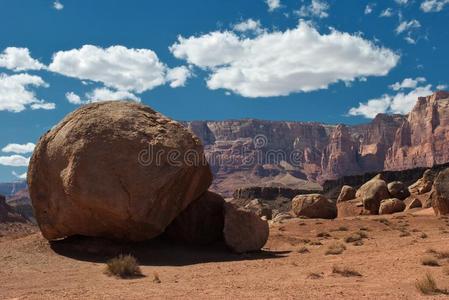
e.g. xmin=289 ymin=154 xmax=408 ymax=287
xmin=379 ymin=198 xmax=406 ymax=214
xmin=223 ymin=203 xmax=269 ymax=253
xmin=28 ymin=101 xmax=212 ymax=241
xmin=291 ymin=194 xmax=337 ymax=219
xmin=431 ymin=168 xmax=449 ymax=215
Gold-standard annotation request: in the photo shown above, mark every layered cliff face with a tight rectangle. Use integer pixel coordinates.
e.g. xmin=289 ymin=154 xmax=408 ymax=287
xmin=385 ymin=91 xmax=449 ymax=170
xmin=185 ymin=92 xmax=449 ymax=197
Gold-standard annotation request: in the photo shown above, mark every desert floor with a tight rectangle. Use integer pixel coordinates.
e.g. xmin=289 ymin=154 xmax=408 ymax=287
xmin=2 ymin=208 xmax=449 ymax=299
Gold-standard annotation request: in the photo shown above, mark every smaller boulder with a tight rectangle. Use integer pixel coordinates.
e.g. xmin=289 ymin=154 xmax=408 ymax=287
xmin=387 ymin=181 xmax=410 ymax=200
xmin=223 ymin=203 xmax=269 ymax=253
xmin=165 ymin=191 xmax=225 ymax=245
xmin=291 ymin=194 xmax=337 ymax=219
xmin=431 ymin=168 xmax=449 ymax=215
xmin=271 ymin=212 xmax=294 ymax=223
xmin=336 ymin=198 xmax=367 ymax=218
xmin=357 ymin=178 xmax=390 ymax=214
xmin=337 ymin=185 xmax=356 ymax=203
xmin=404 ymin=197 xmax=422 ymax=211
xmin=379 ymin=198 xmax=406 ymax=215
xmin=244 ymin=199 xmax=273 ymax=220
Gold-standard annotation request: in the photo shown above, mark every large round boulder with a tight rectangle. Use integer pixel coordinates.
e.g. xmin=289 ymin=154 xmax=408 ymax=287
xmin=431 ymin=168 xmax=449 ymax=215
xmin=164 ymin=191 xmax=225 ymax=245
xmin=379 ymin=198 xmax=406 ymax=215
xmin=337 ymin=185 xmax=356 ymax=203
xmin=28 ymin=101 xmax=212 ymax=241
xmin=291 ymin=194 xmax=337 ymax=219
xmin=387 ymin=181 xmax=410 ymax=200
xmin=356 ymin=177 xmax=390 ymax=214
xmin=223 ymin=203 xmax=269 ymax=253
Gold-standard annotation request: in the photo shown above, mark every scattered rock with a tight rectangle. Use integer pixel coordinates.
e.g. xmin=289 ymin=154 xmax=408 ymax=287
xmin=356 ymin=176 xmax=390 ymax=214
xmin=379 ymin=198 xmax=406 ymax=215
xmin=387 ymin=181 xmax=410 ymax=200
xmin=165 ymin=191 xmax=225 ymax=245
xmin=291 ymin=194 xmax=337 ymax=219
xmin=223 ymin=203 xmax=269 ymax=253
xmin=431 ymin=168 xmax=449 ymax=215
xmin=337 ymin=185 xmax=356 ymax=203
xmin=28 ymin=101 xmax=212 ymax=241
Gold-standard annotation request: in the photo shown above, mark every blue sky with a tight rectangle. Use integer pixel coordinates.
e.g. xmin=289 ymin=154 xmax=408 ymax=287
xmin=0 ymin=0 xmax=448 ymax=182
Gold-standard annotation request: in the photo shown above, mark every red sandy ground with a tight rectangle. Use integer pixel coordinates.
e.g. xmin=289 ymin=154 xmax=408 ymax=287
xmin=2 ymin=208 xmax=449 ymax=299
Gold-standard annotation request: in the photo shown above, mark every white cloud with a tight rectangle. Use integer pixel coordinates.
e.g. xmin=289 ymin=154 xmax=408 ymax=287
xmin=170 ymin=21 xmax=399 ymax=98
xmin=49 ymin=45 xmax=171 ymax=93
xmin=297 ymin=0 xmax=329 ymax=18
xmin=421 ymin=0 xmax=449 ymax=12
xmin=437 ymin=84 xmax=448 ymax=90
xmin=166 ymin=66 xmax=191 ymax=88
xmin=53 ymin=0 xmax=64 ymax=10
xmin=0 ymin=155 xmax=30 ymax=167
xmin=12 ymin=171 xmax=27 ymax=180
xmin=395 ymin=0 xmax=409 ymax=5
xmin=0 ymin=47 xmax=45 ymax=71
xmin=380 ymin=8 xmax=394 ymax=17
xmin=0 ymin=73 xmax=54 ymax=112
xmin=233 ymin=19 xmax=263 ymax=35
xmin=65 ymin=87 xmax=140 ymax=105
xmin=404 ymin=36 xmax=416 ymax=44
xmin=2 ymin=143 xmax=35 ymax=154
xmin=365 ymin=4 xmax=375 ymax=14
xmin=389 ymin=77 xmax=426 ymax=91
xmin=266 ymin=0 xmax=281 ymax=11
xmin=396 ymin=20 xmax=421 ymax=34
xmin=349 ymin=84 xmax=433 ymax=118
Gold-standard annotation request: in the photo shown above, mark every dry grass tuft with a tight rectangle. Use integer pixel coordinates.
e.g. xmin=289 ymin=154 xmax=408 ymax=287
xmin=344 ymin=233 xmax=362 ymax=243
xmin=353 ymin=240 xmax=364 ymax=246
xmin=309 ymin=241 xmax=323 ymax=246
xmin=359 ymin=226 xmax=370 ymax=231
xmin=307 ymin=272 xmax=322 ymax=279
xmin=420 ymin=232 xmax=428 ymax=239
xmin=317 ymin=231 xmax=331 ymax=238
xmin=421 ymin=256 xmax=440 ymax=267
xmin=375 ymin=218 xmax=391 ymax=226
xmin=298 ymin=246 xmax=310 ymax=254
xmin=399 ymin=231 xmax=411 ymax=237
xmin=105 ymin=254 xmax=143 ymax=278
xmin=325 ymin=242 xmax=346 ymax=255
xmin=331 ymin=226 xmax=349 ymax=232
xmin=415 ymin=273 xmax=448 ymax=295
xmin=332 ymin=265 xmax=362 ymax=277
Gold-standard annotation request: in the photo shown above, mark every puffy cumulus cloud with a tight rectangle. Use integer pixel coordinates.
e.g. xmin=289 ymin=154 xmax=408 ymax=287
xmin=12 ymin=171 xmax=27 ymax=180
xmin=233 ymin=19 xmax=263 ymax=35
xmin=0 ymin=155 xmax=30 ymax=167
xmin=266 ymin=0 xmax=281 ymax=11
xmin=166 ymin=66 xmax=191 ymax=88
xmin=0 ymin=47 xmax=45 ymax=71
xmin=170 ymin=21 xmax=399 ymax=98
xmin=296 ymin=0 xmax=329 ymax=18
xmin=2 ymin=143 xmax=35 ymax=154
xmin=65 ymin=87 xmax=140 ymax=105
xmin=389 ymin=77 xmax=426 ymax=91
xmin=421 ymin=0 xmax=449 ymax=12
xmin=53 ymin=0 xmax=63 ymax=10
xmin=349 ymin=84 xmax=433 ymax=118
xmin=0 ymin=73 xmax=54 ymax=112
xmin=49 ymin=45 xmax=166 ymax=93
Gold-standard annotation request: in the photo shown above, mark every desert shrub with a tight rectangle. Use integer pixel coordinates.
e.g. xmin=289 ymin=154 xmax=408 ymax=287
xmin=399 ymin=231 xmax=411 ymax=237
xmin=307 ymin=272 xmax=322 ymax=279
xmin=421 ymin=256 xmax=440 ymax=267
xmin=325 ymin=242 xmax=346 ymax=255
xmin=298 ymin=246 xmax=310 ymax=254
xmin=331 ymin=226 xmax=348 ymax=232
xmin=375 ymin=218 xmax=390 ymax=226
xmin=309 ymin=241 xmax=323 ymax=246
xmin=344 ymin=233 xmax=362 ymax=243
xmin=420 ymin=232 xmax=428 ymax=239
xmin=359 ymin=227 xmax=370 ymax=231
xmin=317 ymin=231 xmax=331 ymax=238
xmin=353 ymin=240 xmax=364 ymax=246
xmin=415 ymin=273 xmax=442 ymax=295
xmin=105 ymin=254 xmax=142 ymax=278
xmin=332 ymin=265 xmax=361 ymax=277
xmin=356 ymin=231 xmax=368 ymax=238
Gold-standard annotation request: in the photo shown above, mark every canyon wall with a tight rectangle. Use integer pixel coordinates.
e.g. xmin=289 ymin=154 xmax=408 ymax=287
xmin=185 ymin=91 xmax=449 ymax=196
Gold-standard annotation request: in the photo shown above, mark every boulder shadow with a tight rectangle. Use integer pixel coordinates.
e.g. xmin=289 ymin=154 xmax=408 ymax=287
xmin=49 ymin=235 xmax=289 ymax=267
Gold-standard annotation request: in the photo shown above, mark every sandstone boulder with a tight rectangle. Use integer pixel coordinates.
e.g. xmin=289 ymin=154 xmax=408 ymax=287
xmin=337 ymin=185 xmax=356 ymax=203
xmin=431 ymin=168 xmax=449 ymax=215
xmin=28 ymin=101 xmax=212 ymax=241
xmin=409 ymin=169 xmax=437 ymax=195
xmin=379 ymin=198 xmax=406 ymax=215
xmin=244 ymin=199 xmax=273 ymax=220
xmin=291 ymin=194 xmax=337 ymax=219
xmin=404 ymin=197 xmax=422 ymax=211
xmin=165 ymin=191 xmax=225 ymax=245
xmin=356 ymin=177 xmax=390 ymax=214
xmin=336 ymin=198 xmax=368 ymax=218
xmin=223 ymin=203 xmax=269 ymax=253
xmin=387 ymin=181 xmax=410 ymax=200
